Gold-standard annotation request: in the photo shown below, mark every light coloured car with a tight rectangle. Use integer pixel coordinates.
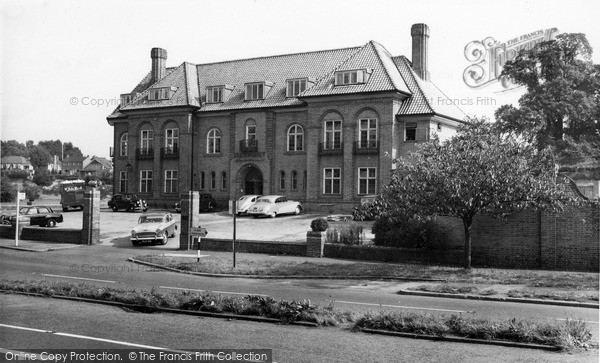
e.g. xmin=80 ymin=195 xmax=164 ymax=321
xmin=236 ymin=195 xmax=261 ymax=215
xmin=247 ymin=195 xmax=302 ymax=218
xmin=131 ymin=212 xmax=177 ymax=246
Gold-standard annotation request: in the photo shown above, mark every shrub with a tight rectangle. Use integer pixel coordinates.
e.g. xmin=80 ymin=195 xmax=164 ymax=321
xmin=6 ymin=171 xmax=30 ymax=180
xmin=326 ymin=223 xmax=364 ymax=245
xmin=22 ymin=184 xmax=41 ymax=201
xmin=32 ymin=171 xmax=55 ymax=187
xmin=310 ymin=218 xmax=329 ymax=232
xmin=372 ymin=218 xmax=437 ymax=249
xmin=1 ymin=177 xmax=18 ymax=202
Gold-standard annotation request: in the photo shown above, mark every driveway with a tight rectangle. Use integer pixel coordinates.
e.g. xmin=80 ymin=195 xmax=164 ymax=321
xmin=58 ymin=208 xmax=374 ymax=245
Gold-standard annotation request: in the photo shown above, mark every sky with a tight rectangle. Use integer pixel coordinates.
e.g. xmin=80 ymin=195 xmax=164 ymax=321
xmin=1 ymin=0 xmax=599 ymax=159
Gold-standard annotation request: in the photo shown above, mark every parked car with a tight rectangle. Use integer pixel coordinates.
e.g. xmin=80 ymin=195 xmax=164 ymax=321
xmin=173 ymin=193 xmax=217 ymax=213
xmin=130 ymin=212 xmax=177 ymax=246
xmin=108 ymin=194 xmax=148 ymax=212
xmin=0 ymin=206 xmax=63 ymax=227
xmin=247 ymin=195 xmax=302 ymax=218
xmin=236 ymin=195 xmax=261 ymax=215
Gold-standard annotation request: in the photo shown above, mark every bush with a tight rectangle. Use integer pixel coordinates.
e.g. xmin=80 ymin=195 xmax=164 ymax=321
xmin=310 ymin=218 xmax=329 ymax=232
xmin=1 ymin=177 xmax=18 ymax=202
xmin=32 ymin=171 xmax=55 ymax=187
xmin=326 ymin=223 xmax=364 ymax=245
xmin=372 ymin=218 xmax=437 ymax=249
xmin=6 ymin=171 xmax=30 ymax=180
xmin=22 ymin=184 xmax=41 ymax=201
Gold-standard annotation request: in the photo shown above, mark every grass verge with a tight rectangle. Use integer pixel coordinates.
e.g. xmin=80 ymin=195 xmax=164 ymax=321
xmin=353 ymin=311 xmax=593 ymax=351
xmin=135 ymin=254 xmax=599 ymax=290
xmin=0 ymin=278 xmax=593 ymax=351
xmin=411 ymin=284 xmax=599 ymax=303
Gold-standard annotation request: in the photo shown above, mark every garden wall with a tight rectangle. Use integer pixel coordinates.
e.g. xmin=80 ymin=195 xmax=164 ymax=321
xmin=432 ymin=204 xmax=599 ymax=271
xmin=198 ymin=238 xmax=306 ymax=256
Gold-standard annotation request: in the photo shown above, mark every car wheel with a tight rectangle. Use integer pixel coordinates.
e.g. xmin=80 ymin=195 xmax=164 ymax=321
xmin=169 ymin=226 xmax=176 ymax=238
xmin=132 ymin=240 xmax=140 ymax=246
xmin=46 ymin=219 xmax=57 ymax=228
xmin=269 ymin=211 xmax=277 ymax=218
xmin=112 ymin=206 xmax=118 ymax=212
xmin=294 ymin=206 xmax=301 ymax=215
xmin=161 ymin=231 xmax=168 ymax=245
xmin=62 ymin=207 xmax=68 ymax=212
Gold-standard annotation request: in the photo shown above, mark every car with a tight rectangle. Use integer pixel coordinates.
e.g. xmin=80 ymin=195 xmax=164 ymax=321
xmin=108 ymin=193 xmax=148 ymax=212
xmin=173 ymin=193 xmax=217 ymax=213
xmin=236 ymin=195 xmax=261 ymax=215
xmin=0 ymin=206 xmax=63 ymax=227
xmin=130 ymin=212 xmax=177 ymax=246
xmin=247 ymin=195 xmax=302 ymax=218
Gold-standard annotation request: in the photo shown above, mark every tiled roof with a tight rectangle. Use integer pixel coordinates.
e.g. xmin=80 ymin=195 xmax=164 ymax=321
xmin=1 ymin=156 xmax=31 ymax=164
xmin=301 ymin=41 xmax=410 ymax=97
xmin=196 ymin=46 xmax=361 ymax=111
xmin=394 ymin=56 xmax=466 ymax=121
xmin=108 ymin=42 xmax=464 ymax=123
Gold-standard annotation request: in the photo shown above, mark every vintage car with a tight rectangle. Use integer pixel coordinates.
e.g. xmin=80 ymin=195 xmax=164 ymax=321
xmin=174 ymin=193 xmax=218 ymax=213
xmin=108 ymin=194 xmax=148 ymax=212
xmin=236 ymin=195 xmax=261 ymax=215
xmin=130 ymin=212 xmax=177 ymax=246
xmin=247 ymin=195 xmax=302 ymax=218
xmin=0 ymin=206 xmax=63 ymax=227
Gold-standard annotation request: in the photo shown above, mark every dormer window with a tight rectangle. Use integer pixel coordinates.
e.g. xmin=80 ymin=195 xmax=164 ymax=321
xmin=120 ymin=92 xmax=140 ymax=106
xmin=245 ymin=82 xmax=273 ymax=101
xmin=148 ymin=86 xmax=176 ymax=101
xmin=334 ymin=69 xmax=371 ymax=86
xmin=206 ymin=85 xmax=234 ymax=103
xmin=286 ymin=78 xmax=310 ymax=97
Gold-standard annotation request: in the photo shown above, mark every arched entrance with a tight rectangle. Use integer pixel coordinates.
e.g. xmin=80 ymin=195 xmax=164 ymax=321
xmin=244 ymin=166 xmax=263 ymax=195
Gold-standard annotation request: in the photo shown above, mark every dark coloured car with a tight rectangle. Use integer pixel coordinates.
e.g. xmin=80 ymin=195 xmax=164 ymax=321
xmin=0 ymin=206 xmax=64 ymax=227
xmin=108 ymin=194 xmax=148 ymax=212
xmin=174 ymin=193 xmax=217 ymax=213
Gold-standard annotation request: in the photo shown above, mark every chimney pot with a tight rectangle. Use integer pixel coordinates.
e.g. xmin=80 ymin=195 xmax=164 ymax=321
xmin=151 ymin=47 xmax=168 ymax=83
xmin=411 ymin=24 xmax=430 ymax=81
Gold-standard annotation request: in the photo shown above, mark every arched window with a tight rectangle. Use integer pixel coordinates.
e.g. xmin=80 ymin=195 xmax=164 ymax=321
xmin=165 ymin=126 xmax=179 ymax=152
xmin=291 ymin=170 xmax=298 ymax=190
xmin=221 ymin=171 xmax=227 ymax=190
xmin=279 ymin=171 xmax=285 ymax=189
xmin=211 ymin=171 xmax=216 ymax=189
xmin=287 ymin=125 xmax=304 ymax=151
xmin=119 ymin=133 xmax=128 ymax=156
xmin=207 ymin=128 xmax=221 ymax=154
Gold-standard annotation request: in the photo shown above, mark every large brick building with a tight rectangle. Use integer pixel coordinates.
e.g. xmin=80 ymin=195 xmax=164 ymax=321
xmin=107 ymin=23 xmax=464 ymax=212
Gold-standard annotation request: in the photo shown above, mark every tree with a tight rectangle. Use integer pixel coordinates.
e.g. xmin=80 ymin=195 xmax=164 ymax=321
xmin=1 ymin=140 xmax=29 ymax=158
xmin=62 ymin=142 xmax=83 ymax=159
xmin=0 ymin=177 xmax=18 ymax=202
xmin=377 ymin=119 xmax=574 ymax=269
xmin=28 ymin=146 xmax=52 ymax=170
xmin=495 ymin=33 xmax=600 ymax=150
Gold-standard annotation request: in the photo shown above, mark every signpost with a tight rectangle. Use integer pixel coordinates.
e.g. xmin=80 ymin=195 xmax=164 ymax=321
xmin=190 ymin=227 xmax=207 ymax=262
xmin=15 ymin=191 xmax=26 ymax=247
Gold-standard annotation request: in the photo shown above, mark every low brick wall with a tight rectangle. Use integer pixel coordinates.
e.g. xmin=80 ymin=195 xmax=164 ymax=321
xmin=20 ymin=227 xmax=82 ymax=244
xmin=324 ymin=244 xmax=462 ymax=265
xmin=0 ymin=225 xmax=15 ymax=238
xmin=198 ymin=238 xmax=307 ymax=256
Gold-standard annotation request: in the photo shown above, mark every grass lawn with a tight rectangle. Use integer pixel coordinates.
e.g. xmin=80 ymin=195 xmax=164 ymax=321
xmin=135 ymin=254 xmax=599 ymax=294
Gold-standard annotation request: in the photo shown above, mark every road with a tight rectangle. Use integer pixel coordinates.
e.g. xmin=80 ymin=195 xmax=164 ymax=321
xmin=0 ymin=244 xmax=598 ymax=338
xmin=2 ymin=294 xmax=598 ymax=363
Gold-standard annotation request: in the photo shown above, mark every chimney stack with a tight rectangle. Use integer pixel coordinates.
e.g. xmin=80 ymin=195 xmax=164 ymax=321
xmin=151 ymin=47 xmax=168 ymax=84
xmin=411 ymin=24 xmax=430 ymax=81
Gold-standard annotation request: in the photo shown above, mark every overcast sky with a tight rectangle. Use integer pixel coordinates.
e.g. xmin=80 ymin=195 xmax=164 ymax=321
xmin=1 ymin=0 xmax=599 ymax=158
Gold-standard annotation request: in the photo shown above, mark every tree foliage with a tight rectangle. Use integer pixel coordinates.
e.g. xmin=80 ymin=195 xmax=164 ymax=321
xmin=1 ymin=139 xmax=84 ymax=165
xmin=495 ymin=33 xmax=600 ymax=151
xmin=376 ymin=119 xmax=574 ymax=269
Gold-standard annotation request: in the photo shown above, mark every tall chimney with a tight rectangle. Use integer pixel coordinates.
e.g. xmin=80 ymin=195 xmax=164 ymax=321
xmin=411 ymin=24 xmax=430 ymax=81
xmin=150 ymin=47 xmax=168 ymax=83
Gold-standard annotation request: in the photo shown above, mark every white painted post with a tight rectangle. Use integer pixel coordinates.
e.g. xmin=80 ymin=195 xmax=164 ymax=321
xmin=15 ymin=191 xmax=25 ymax=247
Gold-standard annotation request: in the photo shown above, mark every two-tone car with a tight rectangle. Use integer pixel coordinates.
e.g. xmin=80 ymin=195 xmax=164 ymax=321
xmin=236 ymin=195 xmax=261 ymax=215
xmin=247 ymin=195 xmax=302 ymax=218
xmin=0 ymin=206 xmax=63 ymax=227
xmin=130 ymin=212 xmax=177 ymax=246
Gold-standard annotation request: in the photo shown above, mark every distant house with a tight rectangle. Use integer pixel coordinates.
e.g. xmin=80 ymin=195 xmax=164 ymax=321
xmin=62 ymin=156 xmax=92 ymax=176
xmin=81 ymin=156 xmax=113 ymax=177
xmin=1 ymin=155 xmax=35 ymax=177
xmin=46 ymin=155 xmax=62 ymax=173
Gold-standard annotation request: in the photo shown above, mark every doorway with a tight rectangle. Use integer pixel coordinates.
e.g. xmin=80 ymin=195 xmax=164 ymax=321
xmin=244 ymin=166 xmax=263 ymax=195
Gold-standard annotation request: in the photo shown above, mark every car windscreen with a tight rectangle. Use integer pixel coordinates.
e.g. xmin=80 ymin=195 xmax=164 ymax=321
xmin=139 ymin=217 xmax=164 ymax=223
xmin=256 ymin=198 xmax=272 ymax=203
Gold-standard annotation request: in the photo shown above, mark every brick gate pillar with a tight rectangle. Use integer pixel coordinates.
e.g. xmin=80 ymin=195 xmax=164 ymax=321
xmin=81 ymin=189 xmax=100 ymax=245
xmin=179 ymin=191 xmax=200 ymax=250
